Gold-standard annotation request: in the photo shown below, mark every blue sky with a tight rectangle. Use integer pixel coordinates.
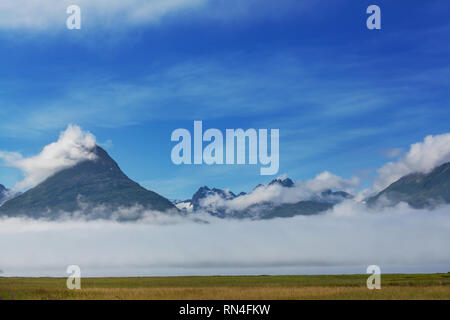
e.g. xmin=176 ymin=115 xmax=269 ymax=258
xmin=0 ymin=0 xmax=449 ymax=199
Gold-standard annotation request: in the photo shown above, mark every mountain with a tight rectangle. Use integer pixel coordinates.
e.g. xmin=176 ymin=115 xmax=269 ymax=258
xmin=185 ymin=186 xmax=245 ymax=217
xmin=316 ymin=189 xmax=353 ymax=204
xmin=220 ymin=200 xmax=333 ymax=220
xmin=259 ymin=201 xmax=334 ymax=219
xmin=253 ymin=177 xmax=294 ymax=190
xmin=268 ymin=177 xmax=294 ymax=188
xmin=175 ymin=177 xmax=351 ymax=219
xmin=367 ymin=162 xmax=450 ymax=208
xmin=172 ymin=199 xmax=193 ymax=213
xmin=0 ymin=184 xmax=8 ymax=206
xmin=174 ymin=186 xmax=239 ymax=216
xmin=191 ymin=186 xmax=238 ymax=211
xmin=0 ymin=184 xmax=20 ymax=206
xmin=0 ymin=146 xmax=177 ymax=219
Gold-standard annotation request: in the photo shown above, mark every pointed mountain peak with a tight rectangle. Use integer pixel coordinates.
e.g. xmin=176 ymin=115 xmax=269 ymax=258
xmin=87 ymin=145 xmax=120 ymax=167
xmin=268 ymin=177 xmax=294 ymax=188
xmin=191 ymin=186 xmax=238 ymax=211
xmin=0 ymin=146 xmax=176 ymax=219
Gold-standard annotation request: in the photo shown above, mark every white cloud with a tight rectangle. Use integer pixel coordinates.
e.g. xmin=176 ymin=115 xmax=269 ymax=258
xmin=372 ymin=133 xmax=450 ymax=192
xmin=98 ymin=139 xmax=114 ymax=150
xmin=383 ymin=147 xmax=404 ymax=159
xmin=303 ymin=171 xmax=359 ymax=193
xmin=0 ymin=0 xmax=207 ymax=30
xmin=0 ymin=124 xmax=97 ymax=190
xmin=0 ymin=202 xmax=449 ymax=276
xmin=0 ymin=58 xmax=303 ymax=137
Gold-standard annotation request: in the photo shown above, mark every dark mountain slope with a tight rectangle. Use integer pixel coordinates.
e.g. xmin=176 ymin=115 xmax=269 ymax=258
xmin=0 ymin=184 xmax=7 ymax=205
xmin=268 ymin=177 xmax=294 ymax=188
xmin=260 ymin=201 xmax=333 ymax=219
xmin=367 ymin=162 xmax=450 ymax=208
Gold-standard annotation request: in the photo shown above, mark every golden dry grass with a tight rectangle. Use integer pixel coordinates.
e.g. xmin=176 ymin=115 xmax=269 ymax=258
xmin=37 ymin=285 xmax=450 ymax=300
xmin=1 ymin=274 xmax=449 ymax=300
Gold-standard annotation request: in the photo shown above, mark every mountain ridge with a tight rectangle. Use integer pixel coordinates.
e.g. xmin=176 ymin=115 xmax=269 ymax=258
xmin=2 ymin=148 xmax=449 ymax=220
xmin=174 ymin=177 xmax=352 ymax=219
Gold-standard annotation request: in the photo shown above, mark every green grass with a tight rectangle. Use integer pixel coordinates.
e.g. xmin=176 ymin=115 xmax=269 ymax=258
xmin=1 ymin=273 xmax=449 ymax=300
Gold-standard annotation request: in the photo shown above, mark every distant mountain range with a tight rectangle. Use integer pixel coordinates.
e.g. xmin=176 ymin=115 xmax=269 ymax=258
xmin=0 ymin=144 xmax=449 ymax=220
xmin=0 ymin=146 xmax=176 ymax=219
xmin=174 ymin=177 xmax=353 ymax=219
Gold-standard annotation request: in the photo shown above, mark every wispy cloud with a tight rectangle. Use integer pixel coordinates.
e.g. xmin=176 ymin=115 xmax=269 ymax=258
xmin=382 ymin=148 xmax=404 ymax=159
xmin=0 ymin=53 xmax=391 ymax=138
xmin=0 ymin=0 xmax=207 ymax=31
xmin=0 ymin=0 xmax=323 ymax=32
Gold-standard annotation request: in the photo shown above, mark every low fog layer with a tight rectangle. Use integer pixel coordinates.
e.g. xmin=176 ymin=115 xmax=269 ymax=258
xmin=1 ymin=202 xmax=449 ymax=277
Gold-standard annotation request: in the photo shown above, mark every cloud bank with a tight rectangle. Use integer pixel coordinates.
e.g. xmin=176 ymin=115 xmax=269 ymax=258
xmin=0 ymin=125 xmax=97 ymax=190
xmin=372 ymin=133 xmax=450 ymax=192
xmin=0 ymin=202 xmax=449 ymax=277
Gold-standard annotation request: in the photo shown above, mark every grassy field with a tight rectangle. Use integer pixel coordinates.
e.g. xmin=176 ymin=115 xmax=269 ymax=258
xmin=0 ymin=273 xmax=449 ymax=300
